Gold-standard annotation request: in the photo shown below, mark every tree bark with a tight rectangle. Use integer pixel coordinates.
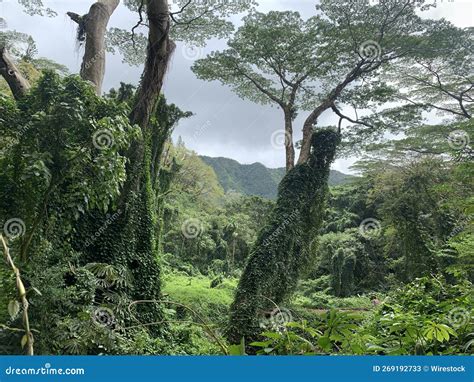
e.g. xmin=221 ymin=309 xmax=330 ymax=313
xmin=283 ymin=108 xmax=295 ymax=171
xmin=297 ymin=99 xmax=334 ymax=164
xmin=0 ymin=47 xmax=30 ymax=100
xmin=67 ymin=0 xmax=120 ymax=95
xmin=120 ymin=0 xmax=174 ymax=202
xmin=130 ymin=0 xmax=174 ymax=128
xmin=297 ymin=63 xmax=364 ymax=164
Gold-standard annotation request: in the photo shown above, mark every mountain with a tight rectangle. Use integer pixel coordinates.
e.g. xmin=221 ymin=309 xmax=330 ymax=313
xmin=200 ymin=156 xmax=355 ymax=200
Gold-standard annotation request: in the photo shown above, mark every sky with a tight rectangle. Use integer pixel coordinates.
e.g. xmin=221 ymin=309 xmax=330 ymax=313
xmin=0 ymin=0 xmax=472 ymax=172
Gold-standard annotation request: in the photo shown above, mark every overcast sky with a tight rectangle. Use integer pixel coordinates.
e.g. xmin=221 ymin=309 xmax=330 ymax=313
xmin=1 ymin=0 xmax=472 ymax=172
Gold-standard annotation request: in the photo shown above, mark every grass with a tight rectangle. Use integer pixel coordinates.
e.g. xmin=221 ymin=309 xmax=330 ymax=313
xmin=162 ymin=272 xmax=237 ymax=324
xmin=163 ymin=271 xmax=376 ymax=326
xmin=292 ymin=292 xmax=374 ymax=311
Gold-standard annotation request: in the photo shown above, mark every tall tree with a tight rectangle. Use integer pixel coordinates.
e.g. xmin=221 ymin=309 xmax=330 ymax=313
xmin=1 ymin=0 xmax=254 ymax=332
xmin=193 ymin=0 xmax=458 ymax=168
xmin=192 ymin=11 xmax=324 ymax=171
xmin=226 ymin=129 xmax=340 ymax=345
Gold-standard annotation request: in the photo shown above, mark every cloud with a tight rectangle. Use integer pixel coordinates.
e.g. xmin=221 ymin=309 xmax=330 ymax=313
xmin=3 ymin=0 xmax=471 ymax=173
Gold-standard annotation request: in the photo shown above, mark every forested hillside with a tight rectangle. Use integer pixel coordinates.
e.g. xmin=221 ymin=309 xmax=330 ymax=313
xmin=200 ymin=156 xmax=355 ymax=199
xmin=0 ymin=0 xmax=472 ymax=358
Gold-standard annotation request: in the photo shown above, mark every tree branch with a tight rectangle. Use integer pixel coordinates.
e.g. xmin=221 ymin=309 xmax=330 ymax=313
xmin=1 ymin=235 xmax=34 ymax=355
xmin=67 ymin=0 xmax=120 ymax=94
xmin=0 ymin=47 xmax=31 ymax=100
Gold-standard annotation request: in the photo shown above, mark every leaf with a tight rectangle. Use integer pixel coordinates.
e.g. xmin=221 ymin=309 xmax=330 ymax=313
xmin=31 ymin=287 xmax=42 ymax=296
xmin=318 ymin=336 xmax=331 ymax=351
xmin=228 ymin=337 xmax=246 ymax=355
xmin=21 ymin=334 xmax=28 ymax=349
xmin=8 ymin=300 xmax=20 ymax=319
xmin=262 ymin=331 xmax=281 ymax=339
xmin=249 ymin=341 xmax=272 ymax=348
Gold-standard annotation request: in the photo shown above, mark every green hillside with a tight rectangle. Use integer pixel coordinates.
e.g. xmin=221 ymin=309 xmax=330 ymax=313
xmin=200 ymin=156 xmax=355 ymax=199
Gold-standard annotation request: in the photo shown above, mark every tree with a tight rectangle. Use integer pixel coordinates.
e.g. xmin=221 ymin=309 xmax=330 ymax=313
xmin=192 ymin=11 xmax=323 ymax=171
xmin=0 ymin=0 xmax=254 ymax=340
xmin=386 ymin=23 xmax=473 ymax=120
xmin=226 ymin=129 xmax=340 ymax=346
xmin=67 ymin=0 xmax=120 ymax=94
xmin=193 ymin=0 xmax=453 ymax=168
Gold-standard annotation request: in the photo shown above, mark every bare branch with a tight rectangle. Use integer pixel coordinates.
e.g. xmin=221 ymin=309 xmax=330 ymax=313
xmin=0 ymin=47 xmax=31 ymax=100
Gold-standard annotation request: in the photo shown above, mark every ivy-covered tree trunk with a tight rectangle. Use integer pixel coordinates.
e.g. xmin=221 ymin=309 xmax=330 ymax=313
xmin=78 ymin=0 xmax=175 ymax=327
xmin=226 ymin=129 xmax=340 ymax=345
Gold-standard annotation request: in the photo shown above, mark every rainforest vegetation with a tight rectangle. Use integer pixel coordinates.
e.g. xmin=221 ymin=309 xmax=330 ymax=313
xmin=0 ymin=0 xmax=472 ymax=356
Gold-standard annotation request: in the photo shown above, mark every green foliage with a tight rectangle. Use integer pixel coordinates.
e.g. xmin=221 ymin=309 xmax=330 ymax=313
xmin=331 ymin=248 xmax=356 ymax=297
xmin=201 ymin=155 xmax=354 ymax=200
xmin=254 ymin=276 xmax=472 ymax=355
xmin=364 ymin=276 xmax=473 ymax=355
xmin=227 ymin=130 xmax=340 ymax=345
xmin=162 ymin=272 xmax=236 ymax=325
xmin=0 ymin=72 xmax=137 ymax=252
xmin=107 ymin=0 xmax=256 ymax=66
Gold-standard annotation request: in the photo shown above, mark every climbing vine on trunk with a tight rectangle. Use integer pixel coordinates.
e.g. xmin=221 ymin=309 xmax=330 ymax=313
xmin=226 ymin=129 xmax=340 ymax=345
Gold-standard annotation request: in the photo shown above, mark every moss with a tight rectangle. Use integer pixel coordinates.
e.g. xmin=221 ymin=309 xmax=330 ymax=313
xmin=226 ymin=129 xmax=340 ymax=345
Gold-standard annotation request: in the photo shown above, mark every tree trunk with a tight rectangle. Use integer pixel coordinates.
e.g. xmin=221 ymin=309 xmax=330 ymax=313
xmin=0 ymin=47 xmax=30 ymax=100
xmin=67 ymin=0 xmax=120 ymax=95
xmin=284 ymin=108 xmax=295 ymax=171
xmin=80 ymin=0 xmax=175 ymax=328
xmin=297 ymin=101 xmax=332 ymax=164
xmin=226 ymin=130 xmax=340 ymax=347
xmin=297 ymin=64 xmax=363 ymax=164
